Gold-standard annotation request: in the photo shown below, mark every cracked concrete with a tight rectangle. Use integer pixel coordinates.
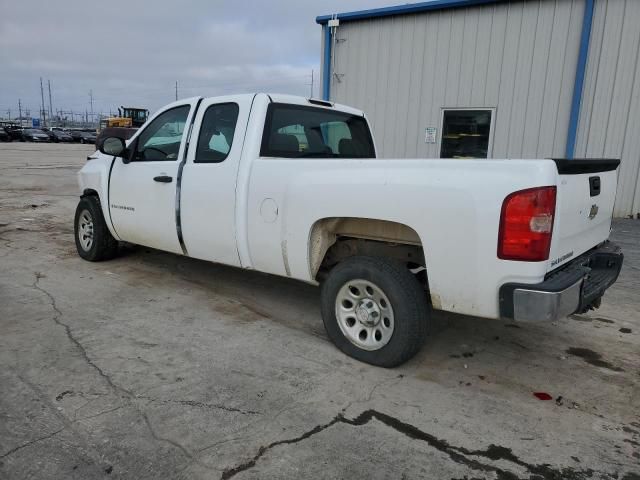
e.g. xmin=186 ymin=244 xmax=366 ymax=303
xmin=1 ymin=142 xmax=639 ymax=479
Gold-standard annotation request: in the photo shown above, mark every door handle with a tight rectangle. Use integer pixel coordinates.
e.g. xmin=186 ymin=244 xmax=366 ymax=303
xmin=153 ymin=175 xmax=173 ymax=183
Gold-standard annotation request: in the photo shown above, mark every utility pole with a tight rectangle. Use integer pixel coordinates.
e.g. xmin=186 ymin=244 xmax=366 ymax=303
xmin=175 ymin=81 xmax=178 ymax=101
xmin=18 ymin=99 xmax=22 ymax=125
xmin=89 ymin=90 xmax=94 ymax=120
xmin=40 ymin=77 xmax=47 ymax=127
xmin=48 ymin=79 xmax=54 ymax=123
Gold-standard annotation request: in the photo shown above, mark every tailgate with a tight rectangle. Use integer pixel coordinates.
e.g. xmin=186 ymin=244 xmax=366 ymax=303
xmin=548 ymin=159 xmax=620 ymax=271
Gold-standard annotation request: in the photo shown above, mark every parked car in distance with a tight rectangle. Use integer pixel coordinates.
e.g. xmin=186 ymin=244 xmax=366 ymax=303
xmin=22 ymin=129 xmax=51 ymax=142
xmin=66 ymin=130 xmax=84 ymax=142
xmin=42 ymin=129 xmax=57 ymax=141
xmin=5 ymin=125 xmax=25 ymax=141
xmin=0 ymin=127 xmax=10 ymax=142
xmin=50 ymin=130 xmax=74 ymax=142
xmin=76 ymin=94 xmax=624 ymax=367
xmin=78 ymin=131 xmax=97 ymax=144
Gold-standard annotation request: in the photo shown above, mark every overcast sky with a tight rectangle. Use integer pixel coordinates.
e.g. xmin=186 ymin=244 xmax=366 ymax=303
xmin=0 ymin=0 xmax=394 ymax=120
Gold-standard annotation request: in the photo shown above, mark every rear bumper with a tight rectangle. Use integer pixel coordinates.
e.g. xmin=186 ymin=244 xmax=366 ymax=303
xmin=499 ymin=241 xmax=623 ymax=321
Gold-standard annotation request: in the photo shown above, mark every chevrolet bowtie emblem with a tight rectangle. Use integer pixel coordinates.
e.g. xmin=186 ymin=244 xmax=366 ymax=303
xmin=588 ymin=204 xmax=599 ymax=220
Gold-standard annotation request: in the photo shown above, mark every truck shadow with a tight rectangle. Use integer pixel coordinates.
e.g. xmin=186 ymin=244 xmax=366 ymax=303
xmin=116 ymin=244 xmax=633 ymax=391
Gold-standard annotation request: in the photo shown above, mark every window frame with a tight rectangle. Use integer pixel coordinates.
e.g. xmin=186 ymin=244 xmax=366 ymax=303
xmin=438 ymin=107 xmax=496 ymax=159
xmin=259 ymin=102 xmax=376 ymax=159
xmin=194 ymin=102 xmax=240 ymax=164
xmin=131 ymin=105 xmax=191 ymax=162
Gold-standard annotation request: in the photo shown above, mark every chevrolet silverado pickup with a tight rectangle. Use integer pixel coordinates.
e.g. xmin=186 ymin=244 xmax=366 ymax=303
xmin=75 ymin=94 xmax=623 ymax=366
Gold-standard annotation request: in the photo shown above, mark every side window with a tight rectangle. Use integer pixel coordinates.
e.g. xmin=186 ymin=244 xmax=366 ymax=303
xmin=134 ymin=105 xmax=190 ymax=161
xmin=195 ymin=103 xmax=239 ymax=163
xmin=260 ymin=103 xmax=375 ymax=158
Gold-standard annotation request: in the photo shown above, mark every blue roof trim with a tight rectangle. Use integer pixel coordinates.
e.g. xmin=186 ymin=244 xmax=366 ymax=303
xmin=566 ymin=0 xmax=595 ymax=159
xmin=316 ymin=0 xmax=503 ymax=24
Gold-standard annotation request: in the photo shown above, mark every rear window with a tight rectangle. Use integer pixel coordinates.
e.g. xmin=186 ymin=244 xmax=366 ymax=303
xmin=260 ymin=103 xmax=375 ymax=158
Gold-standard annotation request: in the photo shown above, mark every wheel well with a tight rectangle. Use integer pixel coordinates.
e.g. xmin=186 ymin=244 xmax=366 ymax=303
xmin=82 ymin=188 xmax=99 ymax=198
xmin=310 ymin=217 xmax=427 ymax=283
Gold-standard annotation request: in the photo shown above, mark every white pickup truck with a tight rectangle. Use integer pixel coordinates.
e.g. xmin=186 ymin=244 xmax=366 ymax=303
xmin=76 ymin=93 xmax=623 ymax=366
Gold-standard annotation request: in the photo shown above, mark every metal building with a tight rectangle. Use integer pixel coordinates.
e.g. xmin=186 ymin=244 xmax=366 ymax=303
xmin=317 ymin=0 xmax=640 ymax=217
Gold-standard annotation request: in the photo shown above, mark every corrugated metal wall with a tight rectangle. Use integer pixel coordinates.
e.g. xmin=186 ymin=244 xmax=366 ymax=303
xmin=329 ymin=0 xmax=585 ymax=159
xmin=575 ymin=0 xmax=640 ymax=217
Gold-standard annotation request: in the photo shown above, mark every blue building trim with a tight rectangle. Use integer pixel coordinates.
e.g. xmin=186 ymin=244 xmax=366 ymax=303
xmin=318 ymin=0 xmax=507 ymax=102
xmin=566 ymin=0 xmax=595 ymax=159
xmin=319 ymin=0 xmax=596 ymax=157
xmin=322 ymin=25 xmax=332 ymax=100
xmin=316 ymin=0 xmax=502 ymax=24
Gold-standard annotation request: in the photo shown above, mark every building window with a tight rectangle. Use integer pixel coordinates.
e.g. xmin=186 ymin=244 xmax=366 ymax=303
xmin=440 ymin=109 xmax=493 ymax=159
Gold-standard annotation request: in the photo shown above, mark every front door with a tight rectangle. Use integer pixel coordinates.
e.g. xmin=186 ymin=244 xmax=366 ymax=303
xmin=109 ymin=100 xmax=199 ymax=254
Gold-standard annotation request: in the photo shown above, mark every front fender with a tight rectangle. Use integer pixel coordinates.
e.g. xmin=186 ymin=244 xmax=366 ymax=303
xmin=77 ymin=153 xmax=120 ymax=240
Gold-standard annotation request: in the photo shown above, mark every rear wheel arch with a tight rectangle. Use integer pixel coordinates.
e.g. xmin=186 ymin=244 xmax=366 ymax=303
xmin=309 ymin=217 xmax=429 ymax=285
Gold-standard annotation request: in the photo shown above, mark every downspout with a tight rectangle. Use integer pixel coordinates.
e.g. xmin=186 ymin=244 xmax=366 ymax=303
xmin=565 ymin=0 xmax=595 ymax=159
xmin=322 ymin=24 xmax=333 ymax=101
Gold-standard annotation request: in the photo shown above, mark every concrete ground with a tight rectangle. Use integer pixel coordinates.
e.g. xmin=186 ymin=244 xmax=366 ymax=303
xmin=0 ymin=142 xmax=638 ymax=480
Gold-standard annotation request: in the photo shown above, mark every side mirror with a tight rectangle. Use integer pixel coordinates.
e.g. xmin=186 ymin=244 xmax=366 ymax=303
xmin=99 ymin=137 xmax=126 ymax=157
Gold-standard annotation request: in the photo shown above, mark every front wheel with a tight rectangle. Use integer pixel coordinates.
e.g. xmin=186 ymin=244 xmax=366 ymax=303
xmin=74 ymin=196 xmax=119 ymax=261
xmin=320 ymin=256 xmax=429 ymax=367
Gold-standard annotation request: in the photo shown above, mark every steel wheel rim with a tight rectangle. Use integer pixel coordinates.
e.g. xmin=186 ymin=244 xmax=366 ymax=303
xmin=335 ymin=279 xmax=394 ymax=351
xmin=78 ymin=209 xmax=94 ymax=251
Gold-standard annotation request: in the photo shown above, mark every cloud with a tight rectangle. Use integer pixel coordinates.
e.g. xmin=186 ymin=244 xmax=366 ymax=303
xmin=0 ymin=0 xmax=391 ymax=118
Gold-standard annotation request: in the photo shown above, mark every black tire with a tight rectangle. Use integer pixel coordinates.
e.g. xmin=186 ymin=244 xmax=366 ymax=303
xmin=320 ymin=256 xmax=428 ymax=367
xmin=74 ymin=195 xmax=119 ymax=261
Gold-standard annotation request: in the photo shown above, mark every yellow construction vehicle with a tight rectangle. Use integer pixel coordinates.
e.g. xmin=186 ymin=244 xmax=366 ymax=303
xmin=99 ymin=116 xmax=133 ymax=129
xmin=99 ymin=106 xmax=148 ymax=130
xmin=97 ymin=106 xmax=149 ymax=145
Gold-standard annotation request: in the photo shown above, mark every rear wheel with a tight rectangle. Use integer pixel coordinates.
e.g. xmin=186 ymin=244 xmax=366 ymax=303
xmin=74 ymin=195 xmax=119 ymax=261
xmin=320 ymin=256 xmax=428 ymax=367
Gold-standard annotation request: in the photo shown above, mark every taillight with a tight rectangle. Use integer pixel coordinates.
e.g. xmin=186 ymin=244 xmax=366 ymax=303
xmin=497 ymin=186 xmax=556 ymax=261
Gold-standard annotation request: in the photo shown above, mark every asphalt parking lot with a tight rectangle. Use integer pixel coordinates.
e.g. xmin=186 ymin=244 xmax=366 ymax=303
xmin=0 ymin=142 xmax=638 ymax=480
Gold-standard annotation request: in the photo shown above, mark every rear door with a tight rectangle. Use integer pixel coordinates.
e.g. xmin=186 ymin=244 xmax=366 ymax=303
xmin=179 ymin=95 xmax=253 ymax=266
xmin=548 ymin=159 xmax=620 ymax=269
xmin=109 ymin=99 xmax=200 ymax=254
